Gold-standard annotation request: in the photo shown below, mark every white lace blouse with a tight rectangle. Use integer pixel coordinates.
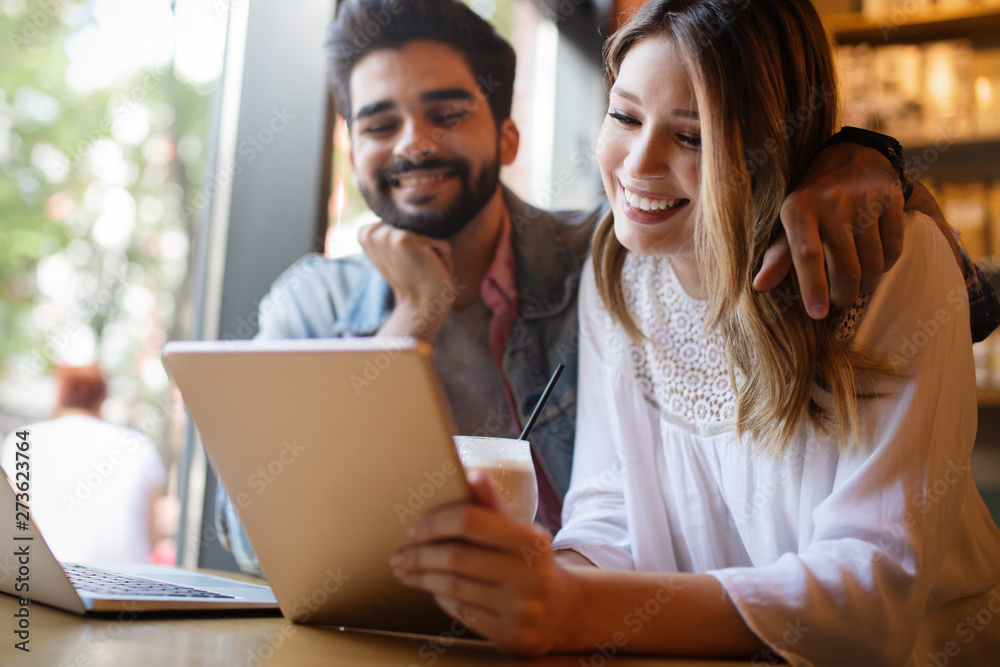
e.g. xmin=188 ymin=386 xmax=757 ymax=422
xmin=553 ymin=213 xmax=1000 ymax=666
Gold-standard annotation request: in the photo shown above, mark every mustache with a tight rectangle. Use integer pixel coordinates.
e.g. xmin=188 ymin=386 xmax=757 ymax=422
xmin=380 ymin=158 xmax=467 ymax=180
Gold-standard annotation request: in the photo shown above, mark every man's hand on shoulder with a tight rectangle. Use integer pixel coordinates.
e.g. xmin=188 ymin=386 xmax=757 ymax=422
xmin=359 ymin=222 xmax=458 ymax=344
xmin=755 ymin=142 xmax=905 ymax=319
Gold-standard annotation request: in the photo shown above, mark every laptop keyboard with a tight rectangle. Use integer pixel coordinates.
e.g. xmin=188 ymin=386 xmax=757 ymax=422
xmin=63 ymin=564 xmax=235 ymax=599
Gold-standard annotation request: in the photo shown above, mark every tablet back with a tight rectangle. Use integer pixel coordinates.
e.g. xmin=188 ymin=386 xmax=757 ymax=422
xmin=162 ymin=338 xmax=469 ymax=634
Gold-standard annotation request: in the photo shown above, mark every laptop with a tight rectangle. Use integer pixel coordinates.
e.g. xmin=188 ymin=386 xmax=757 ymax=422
xmin=0 ymin=473 xmax=278 ymax=613
xmin=160 ymin=337 xmax=472 ymax=635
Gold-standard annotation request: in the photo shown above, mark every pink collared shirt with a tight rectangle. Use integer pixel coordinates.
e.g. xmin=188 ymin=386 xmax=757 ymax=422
xmin=480 ymin=203 xmax=519 ymax=372
xmin=478 ymin=203 xmax=562 ymax=530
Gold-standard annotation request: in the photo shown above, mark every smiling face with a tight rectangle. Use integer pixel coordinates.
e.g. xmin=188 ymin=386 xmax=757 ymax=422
xmin=597 ymin=36 xmax=702 ymax=260
xmin=348 ymin=40 xmax=518 ymax=239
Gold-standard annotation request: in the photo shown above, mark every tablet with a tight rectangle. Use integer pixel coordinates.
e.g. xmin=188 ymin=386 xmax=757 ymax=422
xmin=162 ymin=337 xmax=471 ymax=634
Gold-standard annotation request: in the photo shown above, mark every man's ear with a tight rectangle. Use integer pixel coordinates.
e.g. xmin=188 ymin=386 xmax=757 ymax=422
xmin=499 ymin=118 xmax=519 ymax=166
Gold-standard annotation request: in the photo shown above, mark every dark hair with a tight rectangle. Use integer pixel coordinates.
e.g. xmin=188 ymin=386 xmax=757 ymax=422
xmin=326 ymin=0 xmax=516 ymax=129
xmin=56 ymin=365 xmax=107 ymax=414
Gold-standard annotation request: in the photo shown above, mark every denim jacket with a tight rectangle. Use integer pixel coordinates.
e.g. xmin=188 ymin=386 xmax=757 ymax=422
xmin=216 ymin=188 xmax=605 ymax=575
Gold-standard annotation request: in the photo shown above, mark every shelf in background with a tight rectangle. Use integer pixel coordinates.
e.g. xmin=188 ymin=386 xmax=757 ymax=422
xmin=901 ymin=136 xmax=1000 ymax=181
xmin=826 ymin=6 xmax=1000 ymax=44
xmin=978 ymin=389 xmax=1000 ymax=407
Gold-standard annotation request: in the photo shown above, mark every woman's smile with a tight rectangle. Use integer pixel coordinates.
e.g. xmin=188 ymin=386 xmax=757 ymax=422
xmin=619 ymin=181 xmax=690 ymax=224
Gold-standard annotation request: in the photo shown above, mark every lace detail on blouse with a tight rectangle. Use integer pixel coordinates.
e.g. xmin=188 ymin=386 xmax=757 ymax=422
xmin=619 ymin=254 xmax=737 ymax=433
xmin=612 ymin=254 xmax=869 ymax=434
xmin=834 ymin=293 xmax=871 ymax=342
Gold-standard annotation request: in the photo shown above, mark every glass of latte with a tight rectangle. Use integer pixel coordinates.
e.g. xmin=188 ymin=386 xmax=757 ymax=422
xmin=453 ymin=436 xmax=538 ymax=524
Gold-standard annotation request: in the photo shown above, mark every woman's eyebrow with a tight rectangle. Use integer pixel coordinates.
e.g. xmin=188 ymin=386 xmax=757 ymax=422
xmin=609 ymin=86 xmax=698 ymax=119
xmin=609 ymin=86 xmax=641 ymax=105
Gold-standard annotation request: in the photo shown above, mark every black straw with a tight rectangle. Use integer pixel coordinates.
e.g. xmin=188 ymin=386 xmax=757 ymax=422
xmin=519 ymin=363 xmax=565 ymax=441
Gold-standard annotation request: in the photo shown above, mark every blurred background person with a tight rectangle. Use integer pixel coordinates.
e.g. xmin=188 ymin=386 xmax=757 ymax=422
xmin=1 ymin=364 xmax=166 ymax=563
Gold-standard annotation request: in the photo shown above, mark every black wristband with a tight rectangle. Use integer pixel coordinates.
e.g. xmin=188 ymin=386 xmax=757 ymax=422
xmin=821 ymin=126 xmax=914 ymax=203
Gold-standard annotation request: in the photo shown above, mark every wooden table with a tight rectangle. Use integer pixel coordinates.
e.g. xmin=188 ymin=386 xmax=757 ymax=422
xmin=0 ymin=570 xmax=753 ymax=666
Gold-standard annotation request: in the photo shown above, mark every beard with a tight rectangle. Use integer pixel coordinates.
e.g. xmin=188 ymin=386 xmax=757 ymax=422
xmin=359 ymin=154 xmax=501 ymax=240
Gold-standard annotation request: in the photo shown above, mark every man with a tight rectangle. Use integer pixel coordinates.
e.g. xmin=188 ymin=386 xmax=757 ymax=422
xmin=216 ymin=0 xmax=998 ymax=575
xmin=1 ymin=365 xmax=166 ymax=563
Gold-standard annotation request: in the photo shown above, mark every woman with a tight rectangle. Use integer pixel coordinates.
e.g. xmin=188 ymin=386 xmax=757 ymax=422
xmin=390 ymin=0 xmax=1000 ymax=663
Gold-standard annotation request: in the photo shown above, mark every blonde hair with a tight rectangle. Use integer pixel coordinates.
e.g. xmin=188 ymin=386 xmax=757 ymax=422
xmin=593 ymin=0 xmax=886 ymax=456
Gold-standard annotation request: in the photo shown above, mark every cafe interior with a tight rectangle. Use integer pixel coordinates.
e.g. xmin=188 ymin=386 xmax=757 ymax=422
xmin=1 ymin=0 xmax=999 ymax=664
